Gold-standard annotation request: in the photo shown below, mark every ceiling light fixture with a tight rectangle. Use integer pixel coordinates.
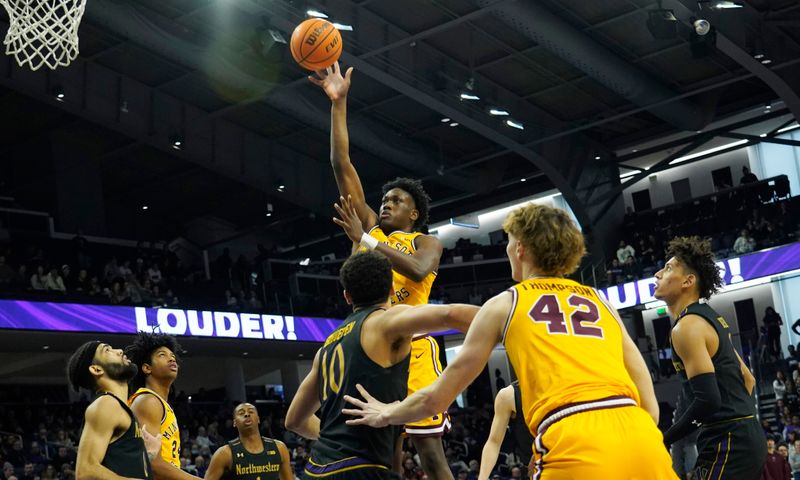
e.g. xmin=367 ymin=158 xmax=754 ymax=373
xmin=459 ymin=93 xmax=480 ymax=101
xmin=441 ymin=117 xmax=450 ymax=123
xmin=332 ymin=22 xmax=353 ymax=31
xmin=489 ymin=108 xmax=510 ymax=116
xmin=646 ymin=9 xmax=678 ymax=39
xmin=506 ymin=119 xmax=524 ymax=130
xmin=306 ymin=9 xmax=328 ymax=18
xmin=449 ymin=122 xmax=459 ymax=127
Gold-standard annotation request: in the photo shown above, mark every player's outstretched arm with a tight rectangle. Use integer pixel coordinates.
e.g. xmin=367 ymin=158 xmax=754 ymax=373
xmin=130 ymin=395 xmax=200 ymax=480
xmin=285 ymin=351 xmax=322 ymax=440
xmin=309 ymin=62 xmax=377 ymax=228
xmin=203 ymin=445 xmax=231 ymax=480
xmin=334 ymin=195 xmax=441 ymax=282
xmin=274 ymin=440 xmax=294 ymax=480
xmin=343 ymin=292 xmax=509 ymax=427
xmin=76 ymin=396 xmax=142 ymax=480
xmin=380 ymin=303 xmax=480 ymax=341
xmin=663 ymin=315 xmax=721 ymax=446
xmin=478 ymin=386 xmax=514 ymax=480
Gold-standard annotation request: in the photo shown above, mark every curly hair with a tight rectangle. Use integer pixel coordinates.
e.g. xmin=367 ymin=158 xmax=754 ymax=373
xmin=340 ymin=251 xmax=393 ymax=307
xmin=124 ymin=333 xmax=181 ymax=391
xmin=666 ymin=236 xmax=724 ymax=300
xmin=382 ymin=177 xmax=431 ymax=230
xmin=502 ymin=203 xmax=585 ymax=277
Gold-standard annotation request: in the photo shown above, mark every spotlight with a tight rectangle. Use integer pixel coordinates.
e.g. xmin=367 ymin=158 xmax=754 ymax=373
xmin=142 ymin=205 xmax=149 ymax=210
xmin=693 ymin=18 xmax=711 ymax=36
xmin=441 ymin=117 xmax=451 ymax=123
xmin=275 ymin=180 xmax=285 ymax=192
xmin=449 ymin=122 xmax=459 ymax=127
xmin=51 ymin=85 xmax=65 ymax=101
xmin=646 ymin=9 xmax=678 ymax=39
xmin=169 ymin=133 xmax=184 ymax=150
xmin=761 ymin=59 xmax=772 ymax=65
xmin=306 ymin=9 xmax=328 ymax=18
xmin=266 ymin=202 xmax=273 ymax=217
xmin=520 ymin=178 xmax=526 ymax=182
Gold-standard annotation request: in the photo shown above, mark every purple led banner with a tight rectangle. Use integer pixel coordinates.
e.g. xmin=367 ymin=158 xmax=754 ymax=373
xmin=0 ymin=301 xmax=342 ymax=342
xmin=599 ymin=242 xmax=800 ymax=309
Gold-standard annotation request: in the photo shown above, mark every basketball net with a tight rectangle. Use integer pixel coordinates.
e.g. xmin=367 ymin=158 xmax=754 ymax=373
xmin=0 ymin=0 xmax=87 ymax=71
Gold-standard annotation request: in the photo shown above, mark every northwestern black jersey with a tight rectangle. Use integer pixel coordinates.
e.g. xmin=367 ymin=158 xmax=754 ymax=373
xmin=509 ymin=382 xmax=533 ymax=465
xmin=312 ymin=306 xmax=410 ymax=469
xmin=99 ymin=393 xmax=153 ymax=479
xmin=671 ymin=302 xmax=756 ymax=423
xmin=227 ymin=437 xmax=282 ymax=480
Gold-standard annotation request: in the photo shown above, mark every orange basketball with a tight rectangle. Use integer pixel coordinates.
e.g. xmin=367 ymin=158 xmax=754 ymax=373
xmin=290 ymin=18 xmax=343 ymax=71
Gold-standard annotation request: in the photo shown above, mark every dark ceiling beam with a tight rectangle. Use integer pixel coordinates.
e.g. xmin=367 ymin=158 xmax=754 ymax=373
xmin=718 ymin=132 xmax=800 ymax=148
xmin=768 ymin=118 xmax=797 ymax=136
xmin=359 ymin=0 xmax=513 ymax=60
xmin=614 ymin=107 xmax=788 ymax=163
xmin=469 ymin=0 xmax=713 ymax=131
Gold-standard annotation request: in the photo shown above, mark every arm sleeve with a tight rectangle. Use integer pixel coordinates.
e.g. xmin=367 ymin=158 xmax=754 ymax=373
xmin=663 ymin=373 xmax=721 ymax=446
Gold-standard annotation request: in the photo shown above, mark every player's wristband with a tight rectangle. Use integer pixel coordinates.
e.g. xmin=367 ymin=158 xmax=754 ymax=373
xmin=360 ymin=233 xmax=379 ymax=250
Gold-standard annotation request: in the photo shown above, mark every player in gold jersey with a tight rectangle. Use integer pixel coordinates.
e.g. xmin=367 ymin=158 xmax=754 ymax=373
xmin=342 ymin=203 xmax=678 ymax=479
xmin=311 ymin=62 xmax=451 ymax=480
xmin=125 ymin=333 xmax=199 ymax=480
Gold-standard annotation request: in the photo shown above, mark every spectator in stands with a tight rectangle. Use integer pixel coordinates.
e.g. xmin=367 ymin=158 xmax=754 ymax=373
xmin=87 ymin=276 xmax=101 ymax=296
xmin=51 ymin=446 xmax=73 ymax=471
xmin=7 ymin=439 xmax=26 ymax=467
xmin=147 ymin=263 xmax=162 ymax=285
xmin=2 ymin=463 xmax=14 ymax=480
xmin=29 ymin=266 xmax=46 ymax=291
xmin=616 ymin=240 xmax=635 ymax=264
xmin=606 ymin=259 xmax=623 ymax=285
xmin=765 ymin=307 xmax=785 ymax=360
xmin=733 ymin=229 xmax=756 ymax=254
xmin=224 ymin=290 xmax=237 ymax=309
xmin=0 ymin=256 xmax=14 ymax=287
xmin=43 ymin=268 xmax=66 ymax=293
xmin=102 ymin=258 xmax=120 ymax=283
xmin=55 ymin=429 xmax=74 ymax=449
xmin=741 ymin=166 xmax=758 ymax=184
xmin=764 ymin=437 xmax=791 ymax=479
xmin=510 ymin=466 xmax=523 ymax=479
xmin=193 ymin=456 xmax=207 ymax=478
xmin=39 ymin=465 xmax=56 ymax=480
xmin=776 ymin=371 xmax=789 ymax=401
xmin=247 ymin=291 xmax=262 ymax=310
xmin=165 ymin=289 xmax=179 ymax=306
xmin=790 ymin=439 xmax=800 ymax=480
xmin=26 ymin=443 xmax=46 ymax=469
xmin=20 ymin=463 xmax=36 ymax=480
xmin=193 ymin=426 xmax=211 ymax=455
xmin=785 ymin=416 xmax=800 ymax=441
xmin=73 ymin=269 xmax=89 ymax=293
xmin=402 ymin=458 xmax=422 ymax=479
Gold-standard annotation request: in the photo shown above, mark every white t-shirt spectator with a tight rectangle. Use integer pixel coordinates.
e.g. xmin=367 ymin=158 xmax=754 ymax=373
xmin=733 ymin=234 xmax=756 ymax=254
xmin=617 ymin=244 xmax=636 ymax=263
xmin=44 ymin=271 xmax=66 ymax=292
xmin=30 ymin=272 xmax=46 ymax=290
xmin=789 ymin=445 xmax=800 ymax=474
xmin=774 ymin=378 xmax=788 ymax=400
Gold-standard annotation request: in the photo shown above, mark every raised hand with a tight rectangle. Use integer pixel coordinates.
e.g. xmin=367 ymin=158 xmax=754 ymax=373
xmin=333 ymin=195 xmax=366 ymax=244
xmin=342 ymin=384 xmax=394 ymax=428
xmin=307 ymin=61 xmax=354 ymax=102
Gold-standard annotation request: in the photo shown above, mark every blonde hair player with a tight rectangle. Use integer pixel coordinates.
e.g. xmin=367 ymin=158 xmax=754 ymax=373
xmin=342 ymin=203 xmax=678 ymax=479
xmin=311 ymin=61 xmax=452 ymax=480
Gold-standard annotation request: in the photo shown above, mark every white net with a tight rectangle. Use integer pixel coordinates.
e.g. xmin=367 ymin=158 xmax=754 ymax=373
xmin=0 ymin=0 xmax=87 ymax=71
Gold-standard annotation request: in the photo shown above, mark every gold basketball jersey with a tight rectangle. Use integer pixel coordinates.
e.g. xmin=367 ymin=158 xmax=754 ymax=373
xmin=367 ymin=226 xmax=436 ymax=306
xmin=502 ymin=277 xmax=639 ymax=434
xmin=128 ymin=388 xmax=181 ymax=468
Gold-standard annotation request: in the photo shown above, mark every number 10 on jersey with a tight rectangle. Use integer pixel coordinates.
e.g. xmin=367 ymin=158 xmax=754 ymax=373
xmin=321 ymin=344 xmax=345 ymax=400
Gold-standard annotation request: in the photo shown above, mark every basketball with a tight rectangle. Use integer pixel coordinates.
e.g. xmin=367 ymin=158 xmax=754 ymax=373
xmin=290 ymin=18 xmax=343 ymax=71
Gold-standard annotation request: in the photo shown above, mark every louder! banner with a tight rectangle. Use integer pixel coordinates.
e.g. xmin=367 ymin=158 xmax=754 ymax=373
xmin=0 ymin=301 xmax=342 ymax=342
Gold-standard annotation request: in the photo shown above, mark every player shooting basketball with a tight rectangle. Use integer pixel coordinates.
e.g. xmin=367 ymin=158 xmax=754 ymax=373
xmin=310 ymin=62 xmax=452 ymax=480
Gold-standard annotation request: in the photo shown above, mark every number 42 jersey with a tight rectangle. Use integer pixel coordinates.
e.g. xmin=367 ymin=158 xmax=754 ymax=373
xmin=310 ymin=306 xmax=410 ymax=474
xmin=502 ymin=277 xmax=640 ymax=435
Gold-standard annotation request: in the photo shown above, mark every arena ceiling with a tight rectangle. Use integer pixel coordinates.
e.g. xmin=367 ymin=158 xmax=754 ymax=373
xmin=0 ymin=0 xmax=798 ymax=250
